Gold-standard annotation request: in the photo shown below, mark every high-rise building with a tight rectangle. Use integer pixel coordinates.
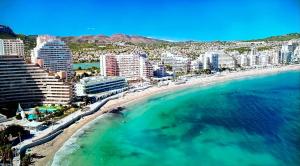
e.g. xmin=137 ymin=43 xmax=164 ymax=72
xmin=31 ymin=35 xmax=74 ymax=79
xmin=100 ymin=54 xmax=118 ymax=76
xmin=240 ymin=54 xmax=249 ymax=67
xmin=293 ymin=46 xmax=300 ymax=63
xmin=280 ymin=41 xmax=299 ymax=64
xmin=0 ymin=39 xmax=24 ymax=56
xmin=203 ymin=52 xmax=219 ymax=71
xmin=100 ymin=53 xmax=153 ymax=80
xmin=271 ymin=50 xmax=281 ymax=65
xmin=0 ymin=55 xmax=73 ymax=108
xmin=249 ymin=47 xmax=259 ymax=66
xmin=259 ymin=53 xmax=271 ymax=66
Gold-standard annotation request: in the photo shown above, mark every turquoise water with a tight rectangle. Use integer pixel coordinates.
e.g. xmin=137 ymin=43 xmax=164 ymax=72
xmin=73 ymin=62 xmax=99 ymax=70
xmin=53 ymin=71 xmax=300 ymax=166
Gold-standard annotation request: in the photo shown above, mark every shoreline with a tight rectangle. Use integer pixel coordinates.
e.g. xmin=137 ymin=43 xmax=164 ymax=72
xmin=30 ymin=65 xmax=300 ymax=166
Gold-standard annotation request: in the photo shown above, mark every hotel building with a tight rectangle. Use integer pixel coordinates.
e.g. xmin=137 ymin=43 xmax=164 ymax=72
xmin=293 ymin=46 xmax=300 ymax=63
xmin=75 ymin=76 xmax=127 ymax=97
xmin=161 ymin=52 xmax=190 ymax=73
xmin=153 ymin=63 xmax=167 ymax=77
xmin=31 ymin=35 xmax=74 ymax=79
xmin=280 ymin=42 xmax=298 ymax=64
xmin=0 ymin=55 xmax=73 ymax=107
xmin=218 ymin=54 xmax=236 ymax=69
xmin=0 ymin=39 xmax=24 ymax=56
xmin=240 ymin=54 xmax=249 ymax=67
xmin=100 ymin=53 xmax=153 ymax=80
xmin=249 ymin=47 xmax=259 ymax=66
xmin=203 ymin=52 xmax=219 ymax=71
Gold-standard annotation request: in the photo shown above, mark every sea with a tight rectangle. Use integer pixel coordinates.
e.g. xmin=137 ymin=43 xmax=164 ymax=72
xmin=52 ymin=71 xmax=300 ymax=166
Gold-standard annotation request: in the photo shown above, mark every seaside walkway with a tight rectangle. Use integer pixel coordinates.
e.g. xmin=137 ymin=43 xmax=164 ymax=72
xmin=12 ymin=93 xmax=123 ymax=166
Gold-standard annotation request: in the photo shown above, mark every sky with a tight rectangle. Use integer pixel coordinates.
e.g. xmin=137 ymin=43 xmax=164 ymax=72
xmin=1 ymin=0 xmax=300 ymax=41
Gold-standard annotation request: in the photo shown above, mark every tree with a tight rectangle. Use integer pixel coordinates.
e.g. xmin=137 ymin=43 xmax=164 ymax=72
xmin=3 ymin=125 xmax=30 ymax=138
xmin=0 ymin=145 xmax=13 ymax=164
xmin=165 ymin=64 xmax=172 ymax=71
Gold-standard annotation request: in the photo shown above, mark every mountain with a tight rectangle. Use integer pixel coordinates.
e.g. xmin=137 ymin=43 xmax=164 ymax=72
xmin=248 ymin=33 xmax=300 ymax=42
xmin=60 ymin=34 xmax=166 ymax=44
xmin=0 ymin=25 xmax=17 ymax=38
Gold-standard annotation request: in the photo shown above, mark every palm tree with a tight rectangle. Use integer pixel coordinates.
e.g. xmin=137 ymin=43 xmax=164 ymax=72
xmin=0 ymin=145 xmax=12 ymax=164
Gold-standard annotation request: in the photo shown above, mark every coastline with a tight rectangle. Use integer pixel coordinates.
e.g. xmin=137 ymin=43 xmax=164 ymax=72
xmin=30 ymin=65 xmax=300 ymax=166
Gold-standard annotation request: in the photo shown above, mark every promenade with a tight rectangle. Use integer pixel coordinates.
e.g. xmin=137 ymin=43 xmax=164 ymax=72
xmin=12 ymin=93 xmax=122 ymax=166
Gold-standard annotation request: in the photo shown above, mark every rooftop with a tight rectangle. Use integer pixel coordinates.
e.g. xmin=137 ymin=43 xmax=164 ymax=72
xmin=80 ymin=76 xmax=126 ymax=86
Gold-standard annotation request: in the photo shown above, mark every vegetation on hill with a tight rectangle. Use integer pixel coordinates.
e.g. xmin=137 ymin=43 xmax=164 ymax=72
xmin=249 ymin=33 xmax=300 ymax=42
xmin=0 ymin=33 xmax=16 ymax=39
xmin=226 ymin=47 xmax=251 ymax=54
xmin=67 ymin=42 xmax=119 ymax=52
xmin=17 ymin=34 xmax=36 ymax=57
xmin=257 ymin=46 xmax=273 ymax=51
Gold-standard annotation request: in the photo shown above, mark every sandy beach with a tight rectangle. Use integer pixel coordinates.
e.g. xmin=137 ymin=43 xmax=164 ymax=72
xmin=30 ymin=65 xmax=300 ymax=166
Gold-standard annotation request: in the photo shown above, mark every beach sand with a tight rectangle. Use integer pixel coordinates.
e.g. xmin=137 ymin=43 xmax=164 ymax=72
xmin=30 ymin=65 xmax=300 ymax=166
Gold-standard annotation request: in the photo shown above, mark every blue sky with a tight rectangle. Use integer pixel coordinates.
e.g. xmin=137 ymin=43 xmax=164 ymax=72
xmin=1 ymin=0 xmax=300 ymax=41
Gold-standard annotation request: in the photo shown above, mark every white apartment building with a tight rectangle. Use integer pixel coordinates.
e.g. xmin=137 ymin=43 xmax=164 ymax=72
xmin=161 ymin=52 xmax=190 ymax=73
xmin=190 ymin=59 xmax=203 ymax=71
xmin=218 ymin=54 xmax=236 ymax=69
xmin=271 ymin=50 xmax=281 ymax=65
xmin=249 ymin=47 xmax=259 ymax=66
xmin=100 ymin=53 xmax=153 ymax=81
xmin=259 ymin=53 xmax=271 ymax=66
xmin=31 ymin=35 xmax=74 ymax=79
xmin=293 ymin=46 xmax=300 ymax=63
xmin=203 ymin=52 xmax=219 ymax=71
xmin=240 ymin=54 xmax=249 ymax=67
xmin=0 ymin=39 xmax=24 ymax=56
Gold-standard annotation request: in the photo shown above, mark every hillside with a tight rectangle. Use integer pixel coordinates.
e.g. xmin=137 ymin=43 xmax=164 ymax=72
xmin=0 ymin=25 xmax=16 ymax=38
xmin=60 ymin=34 xmax=166 ymax=44
xmin=248 ymin=33 xmax=300 ymax=42
xmin=1 ymin=25 xmax=300 ymax=59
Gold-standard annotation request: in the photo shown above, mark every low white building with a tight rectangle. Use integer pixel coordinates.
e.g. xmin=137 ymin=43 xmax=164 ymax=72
xmin=75 ymin=76 xmax=127 ymax=97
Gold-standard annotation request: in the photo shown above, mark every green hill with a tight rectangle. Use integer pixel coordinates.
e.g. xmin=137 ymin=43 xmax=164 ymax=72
xmin=248 ymin=33 xmax=300 ymax=42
